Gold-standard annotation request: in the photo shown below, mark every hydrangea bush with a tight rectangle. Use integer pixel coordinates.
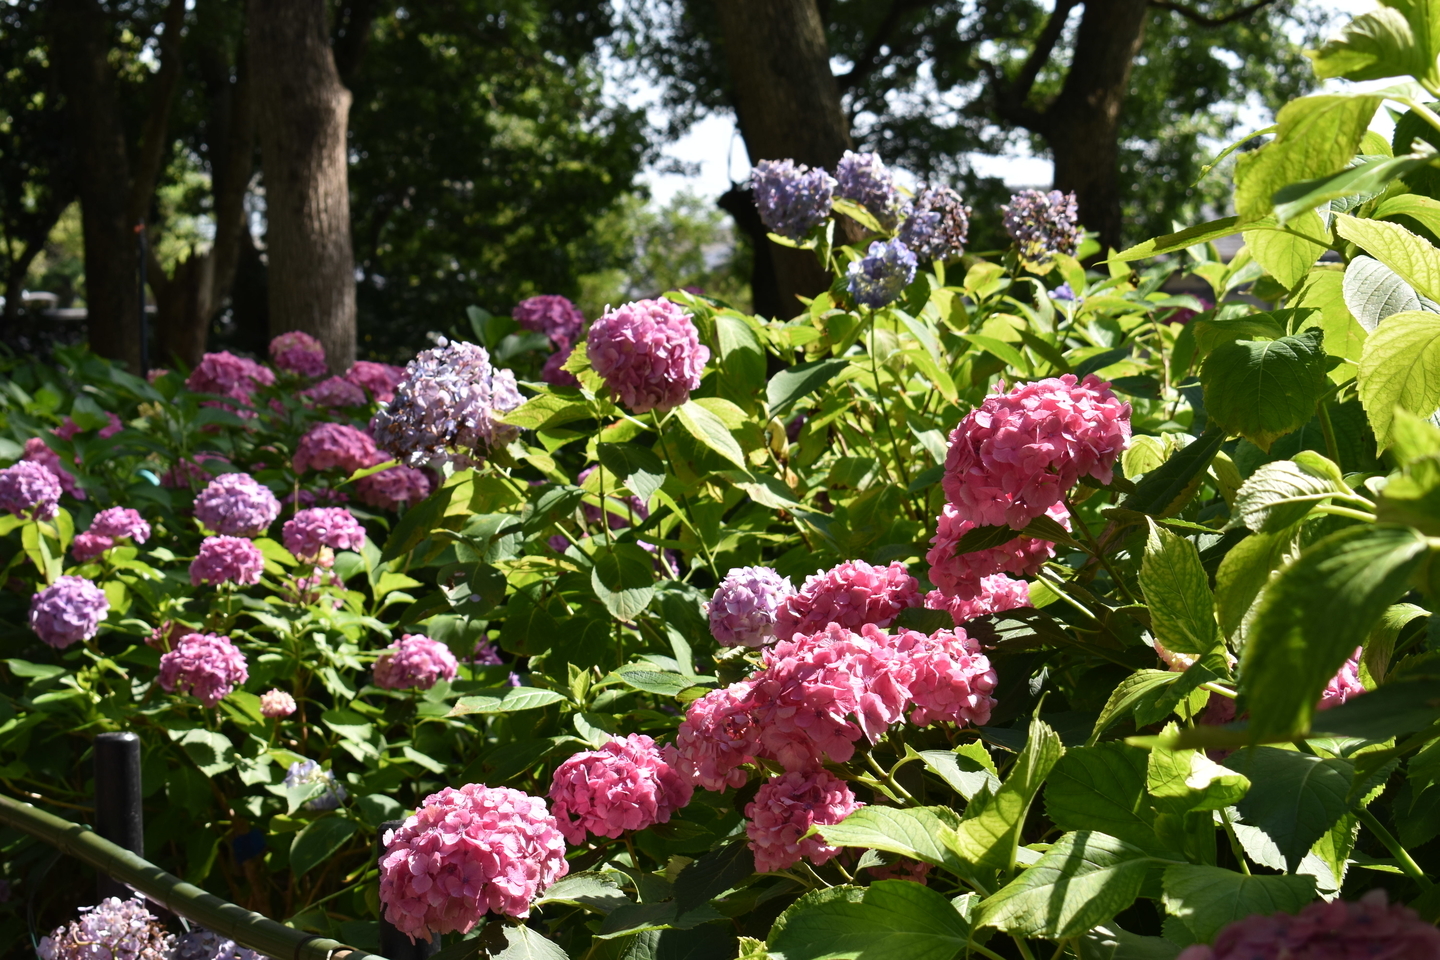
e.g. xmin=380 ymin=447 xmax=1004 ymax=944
xmin=4 ymin=6 xmax=1440 ymax=954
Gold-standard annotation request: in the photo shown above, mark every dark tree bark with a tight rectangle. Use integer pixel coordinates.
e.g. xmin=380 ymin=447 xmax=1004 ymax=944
xmin=249 ymin=0 xmax=357 ymax=371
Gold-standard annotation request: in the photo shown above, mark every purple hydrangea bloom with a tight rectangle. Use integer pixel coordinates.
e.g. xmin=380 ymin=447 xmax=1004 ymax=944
xmin=847 ymin=239 xmax=918 ymax=308
xmin=706 ymin=566 xmax=795 ymax=648
xmin=89 ymin=507 xmax=151 ymax=543
xmin=193 ymin=473 xmax=280 ymax=537
xmin=369 ymin=338 xmax=522 ymax=469
xmin=284 ymin=759 xmax=348 ymax=811
xmin=158 ymin=633 xmax=248 ymax=707
xmin=1002 ymin=189 xmax=1081 ymax=264
xmin=301 ymin=376 xmax=367 ymax=408
xmin=897 ymin=186 xmax=971 ymax=262
xmin=38 ymin=896 xmax=174 ymax=960
xmin=373 ymin=634 xmax=459 ymax=690
xmin=1050 ymin=283 xmax=1077 ymax=301
xmin=752 ymin=159 xmax=837 ymax=239
xmin=0 ymin=460 xmax=62 ymax=520
xmin=586 ymin=299 xmax=710 ymax=414
xmin=190 ymin=536 xmax=265 ymax=586
xmin=513 ymin=295 xmax=585 ymax=348
xmin=171 ymin=928 xmax=261 ymax=960
xmin=281 ymin=507 xmax=366 ymax=562
xmin=29 ymin=576 xmax=109 ymax=649
xmin=834 ymin=151 xmax=908 ymax=231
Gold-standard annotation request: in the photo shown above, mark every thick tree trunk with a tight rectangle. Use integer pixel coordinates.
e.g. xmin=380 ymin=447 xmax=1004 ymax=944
xmin=249 ymin=0 xmax=357 ymax=372
xmin=713 ymin=0 xmax=853 ymax=319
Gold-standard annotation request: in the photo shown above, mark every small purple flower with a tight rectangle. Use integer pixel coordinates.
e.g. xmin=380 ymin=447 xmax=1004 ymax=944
xmin=0 ymin=460 xmax=62 ymax=520
xmin=29 ymin=576 xmax=109 ymax=648
xmin=847 ymin=239 xmax=917 ymax=308
xmin=1002 ymin=189 xmax=1081 ymax=264
xmin=706 ymin=566 xmax=795 ymax=648
xmin=898 ymin=186 xmax=971 ymax=262
xmin=190 ymin=536 xmax=265 ymax=586
xmin=834 ymin=151 xmax=908 ymax=231
xmin=1050 ymin=283 xmax=1077 ymax=302
xmin=193 ymin=473 xmax=280 ymax=537
xmin=586 ymin=299 xmax=710 ymax=414
xmin=751 ymin=159 xmax=837 ymax=239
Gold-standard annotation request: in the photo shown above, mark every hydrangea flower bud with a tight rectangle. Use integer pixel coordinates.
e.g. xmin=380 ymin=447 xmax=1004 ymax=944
xmin=269 ymin=331 xmax=328 ymax=378
xmin=344 ymin=361 xmax=406 ymax=403
xmin=1177 ymin=889 xmax=1440 ymax=960
xmin=23 ymin=438 xmax=84 ymax=499
xmin=293 ymin=423 xmax=380 ymax=475
xmin=190 ymin=536 xmax=265 ymax=586
xmin=675 ymin=682 xmax=762 ymax=791
xmin=193 ymin=473 xmax=281 ymax=537
xmin=373 ymin=634 xmax=459 ymax=690
xmin=549 ymin=733 xmax=693 ymax=844
xmin=745 ymin=769 xmax=862 ymax=873
xmin=513 ymin=295 xmax=585 ymax=347
xmin=38 ymin=896 xmax=174 ymax=960
xmin=0 ymin=460 xmax=62 ymax=519
xmin=925 ymin=575 xmax=1032 ymax=625
xmin=1318 ymin=647 xmax=1366 ymax=710
xmin=847 ymin=239 xmax=917 ymax=308
xmin=751 ymin=159 xmax=837 ymax=239
xmin=706 ymin=566 xmax=795 ymax=648
xmin=284 ymin=759 xmax=347 ymax=810
xmin=898 ymin=186 xmax=971 ymax=262
xmin=1002 ymin=189 xmax=1081 ymax=264
xmin=158 ymin=633 xmax=248 ymax=707
xmin=260 ymin=688 xmax=297 ymax=718
xmin=586 ymin=299 xmax=710 ymax=414
xmin=301 ymin=376 xmax=367 ymax=408
xmin=774 ymin=559 xmax=921 ymax=644
xmin=282 ymin=507 xmax=366 ymax=562
xmin=29 ymin=576 xmax=109 ymax=648
xmin=834 ymin=151 xmax=908 ymax=231
xmin=379 ymin=783 xmax=568 ymax=939
xmin=926 ymin=502 xmax=1067 ymax=600
xmin=354 ymin=464 xmax=432 ymax=510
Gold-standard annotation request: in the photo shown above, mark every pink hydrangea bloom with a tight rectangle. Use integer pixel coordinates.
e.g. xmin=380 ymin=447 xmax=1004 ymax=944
xmin=745 ymin=770 xmax=862 ymax=873
xmin=1176 ymin=889 xmax=1440 ymax=960
xmin=927 ymin=502 xmax=1067 ymax=600
xmin=706 ymin=565 xmax=795 ymax=648
xmin=513 ymin=294 xmax=585 ymax=347
xmin=193 ymin=473 xmax=280 ymax=536
xmin=186 ymin=351 xmax=275 ymax=411
xmin=548 ymin=733 xmax=693 ymax=844
xmin=301 ymin=376 xmax=367 ymax=407
xmin=29 ymin=576 xmax=109 ymax=648
xmin=23 ymin=437 xmax=84 ymax=499
xmin=774 ymin=559 xmax=921 ymax=644
xmin=157 ymin=632 xmax=248 ymax=707
xmin=542 ymin=347 xmax=579 ymax=387
xmin=55 ymin=411 xmax=123 ymax=441
xmin=867 ymin=859 xmax=933 ymax=884
xmin=373 ymin=635 xmax=459 ymax=690
xmin=90 ymin=507 xmax=151 ymax=543
xmin=925 ymin=574 xmax=1032 ymax=625
xmin=269 ymin=331 xmax=328 ymax=378
xmin=72 ymin=532 xmax=114 ymax=562
xmin=1318 ymin=647 xmax=1366 ymax=710
xmin=260 ymin=688 xmax=297 ymax=718
xmin=190 ymin=536 xmax=265 ymax=586
xmin=887 ymin=627 xmax=998 ymax=726
xmin=160 ymin=451 xmax=230 ymax=489
xmin=378 ymin=783 xmax=569 ymax=938
xmin=354 ymin=464 xmax=432 ymax=510
xmin=0 ymin=460 xmax=62 ymax=519
xmin=282 ymin=507 xmax=366 ymax=562
xmin=586 ymin=298 xmax=710 ymax=414
xmin=675 ymin=682 xmax=763 ymax=791
xmin=344 ymin=361 xmax=406 ymax=403
xmin=942 ymin=375 xmax=1130 ymax=529
xmin=292 ymin=423 xmax=380 ymax=475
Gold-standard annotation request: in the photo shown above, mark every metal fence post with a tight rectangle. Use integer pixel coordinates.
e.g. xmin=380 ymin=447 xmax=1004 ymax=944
xmin=377 ymin=820 xmax=440 ymax=959
xmin=94 ymin=732 xmax=144 ymax=901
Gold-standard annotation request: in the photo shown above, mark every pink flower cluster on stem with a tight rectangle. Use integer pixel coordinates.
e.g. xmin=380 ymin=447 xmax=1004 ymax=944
xmin=345 ymin=361 xmax=407 ymax=403
xmin=293 ymin=423 xmax=379 ymax=475
xmin=745 ymin=769 xmax=861 ymax=873
xmin=373 ymin=635 xmax=458 ymax=690
xmin=73 ymin=507 xmax=151 ymax=562
xmin=586 ymin=298 xmax=709 ymax=414
xmin=1318 ymin=647 xmax=1366 ymax=710
xmin=186 ymin=351 xmax=275 ymax=415
xmin=29 ymin=576 xmax=110 ymax=648
xmin=193 ymin=473 xmax=281 ymax=536
xmin=925 ymin=575 xmax=1032 ymax=626
xmin=23 ymin=438 xmax=84 ymax=499
xmin=548 ymin=733 xmax=693 ymax=844
xmin=158 ymin=633 xmax=248 ymax=707
xmin=0 ymin=460 xmax=62 ymax=519
xmin=513 ymin=294 xmax=584 ymax=347
xmin=1177 ymin=890 xmax=1440 ymax=960
xmin=190 ymin=536 xmax=265 ymax=586
xmin=302 ymin=376 xmax=367 ymax=408
xmin=774 ymin=559 xmax=921 ymax=643
xmin=282 ymin=507 xmax=366 ymax=563
xmin=269 ymin=331 xmax=328 ymax=378
xmin=260 ymin=688 xmax=297 ymax=718
xmin=927 ymin=502 xmax=1067 ymax=600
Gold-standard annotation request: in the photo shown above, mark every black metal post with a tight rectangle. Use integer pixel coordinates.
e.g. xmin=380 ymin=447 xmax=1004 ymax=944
xmin=136 ymin=222 xmax=150 ymax=375
xmin=94 ymin=732 xmax=144 ymax=901
xmin=378 ymin=820 xmax=440 ymax=959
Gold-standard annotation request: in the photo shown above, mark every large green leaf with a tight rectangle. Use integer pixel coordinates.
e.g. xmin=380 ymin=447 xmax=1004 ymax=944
xmin=590 ymin=542 xmax=656 ymax=621
xmin=449 ymin=687 xmax=569 ymax=716
xmin=1335 ymin=213 xmax=1440 ymax=301
xmin=597 ymin=443 xmax=666 ymax=503
xmin=816 ymin=806 xmax=968 ymax=875
xmin=1139 ymin=519 xmax=1221 ymax=656
xmin=1292 ymin=267 xmax=1366 ymax=376
xmin=766 ymin=358 xmax=850 ymax=417
xmin=1357 ymin=310 xmax=1440 ymax=446
xmin=1234 ymin=96 xmax=1382 ymax=224
xmin=767 ymin=881 xmax=971 ymax=960
xmin=1344 ymin=255 xmax=1440 ymax=332
xmin=1147 ymin=735 xmax=1251 ymax=814
xmin=1378 ymin=452 xmax=1440 ymax=534
xmin=1240 ymin=523 xmax=1429 ymax=739
xmin=1161 ymin=865 xmax=1316 ymax=942
xmin=674 ymin=840 xmax=756 ymax=914
xmin=1090 ymin=671 xmax=1181 ymax=743
xmin=1201 ymin=329 xmax=1329 ymax=452
xmin=1223 ymin=747 xmax=1354 ymax=872
xmin=1243 ymin=214 xmax=1327 ymax=287
xmin=290 ymin=816 xmax=359 ymax=877
xmin=946 ymin=718 xmax=1063 ymax=871
xmin=1110 ymin=217 xmax=1240 ymax=263
xmin=380 ymin=482 xmax=458 ymax=562
xmin=1120 ymin=429 xmax=1226 ymax=518
xmin=1227 ymin=452 xmax=1350 ymax=533
xmin=480 ymin=921 xmax=570 ymax=960
xmin=975 ymin=832 xmax=1157 ymax=939
xmin=1046 ymin=744 xmax=1165 ymax=854
xmin=1274 ymin=155 xmax=1433 ymax=225
xmin=1214 ymin=529 xmax=1291 ymax=641
xmin=675 ymin=400 xmax=748 ymax=470
xmin=535 ymin=872 xmax=633 ymax=914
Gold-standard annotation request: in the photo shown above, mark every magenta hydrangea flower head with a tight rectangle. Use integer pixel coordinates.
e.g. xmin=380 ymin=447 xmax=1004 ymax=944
xmin=373 ymin=634 xmax=459 ymax=690
xmin=354 ymin=464 xmax=432 ymax=510
xmin=675 ymin=681 xmax=762 ymax=791
xmin=541 ymin=347 xmax=579 ymax=387
xmin=158 ymin=633 xmax=248 ymax=707
xmin=706 ymin=566 xmax=795 ymax=648
xmin=23 ymin=438 xmax=84 ymax=499
xmin=90 ymin=507 xmax=151 ymax=543
xmin=1002 ymin=189 xmax=1081 ymax=265
xmin=586 ymin=298 xmax=710 ymax=414
xmin=344 ymin=361 xmax=407 ymax=403
xmin=379 ymin=783 xmax=569 ymax=939
xmin=370 ymin=338 xmax=522 ymax=469
xmin=282 ymin=507 xmax=366 ymax=563
xmin=1318 ymin=647 xmax=1366 ymax=710
xmin=745 ymin=769 xmax=862 ymax=873
xmin=29 ymin=576 xmax=109 ymax=649
xmin=888 ymin=626 xmax=998 ymax=726
xmin=898 ymin=185 xmax=971 ymax=262
xmin=190 ymin=535 xmax=265 ymax=586
xmin=513 ymin=295 xmax=585 ymax=347
xmin=774 ymin=559 xmax=921 ymax=644
xmin=71 ymin=533 xmax=113 ymax=563
xmin=38 ymin=895 xmax=175 ymax=960
xmin=269 ymin=331 xmax=328 ymax=378
xmin=185 ymin=351 xmax=275 ymax=412
xmin=293 ymin=423 xmax=380 ymax=475
xmin=302 ymin=376 xmax=367 ymax=408
xmin=927 ymin=502 xmax=1067 ymax=601
xmin=260 ymin=688 xmax=297 ymax=718
xmin=193 ymin=473 xmax=281 ymax=537
xmin=0 ymin=460 xmax=62 ymax=519
xmin=833 ymin=151 xmax=908 ymax=231
xmin=548 ymin=733 xmax=693 ymax=845
xmin=925 ymin=574 xmax=1032 ymax=626
xmin=1177 ymin=889 xmax=1440 ymax=960
xmin=942 ymin=374 xmax=1131 ymax=530
xmin=847 ymin=239 xmax=918 ymax=309
xmin=751 ymin=159 xmax=837 ymax=239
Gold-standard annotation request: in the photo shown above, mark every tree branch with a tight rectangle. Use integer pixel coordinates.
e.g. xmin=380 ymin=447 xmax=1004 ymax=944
xmin=1148 ymin=0 xmax=1280 ymax=27
xmin=1012 ymin=0 xmax=1080 ymax=106
xmin=127 ymin=0 xmax=186 ymax=225
xmin=836 ymin=0 xmax=929 ymax=91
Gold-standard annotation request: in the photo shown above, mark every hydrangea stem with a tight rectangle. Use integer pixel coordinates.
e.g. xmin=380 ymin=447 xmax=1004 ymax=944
xmin=1355 ymin=807 xmax=1432 ymax=889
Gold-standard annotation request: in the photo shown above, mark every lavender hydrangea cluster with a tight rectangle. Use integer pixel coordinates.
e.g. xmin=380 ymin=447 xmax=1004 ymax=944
xmin=834 ymin=151 xmax=908 ymax=231
xmin=190 ymin=535 xmax=265 ymax=586
xmin=706 ymin=566 xmax=795 ymax=648
xmin=0 ymin=460 xmax=62 ymax=519
xmin=369 ymin=338 xmax=522 ymax=469
xmin=513 ymin=295 xmax=585 ymax=347
xmin=158 ymin=633 xmax=249 ymax=707
xmin=752 ymin=159 xmax=837 ymax=239
xmin=171 ymin=928 xmax=260 ymax=960
xmin=586 ymin=298 xmax=710 ymax=414
xmin=38 ymin=896 xmax=174 ymax=960
xmin=29 ymin=576 xmax=110 ymax=648
xmin=1002 ymin=189 xmax=1081 ymax=264
xmin=193 ymin=473 xmax=281 ymax=537
xmin=373 ymin=634 xmax=459 ymax=691
xmin=281 ymin=507 xmax=366 ymax=563
xmin=284 ymin=759 xmax=348 ymax=810
xmin=898 ymin=186 xmax=971 ymax=262
xmin=847 ymin=239 xmax=917 ymax=308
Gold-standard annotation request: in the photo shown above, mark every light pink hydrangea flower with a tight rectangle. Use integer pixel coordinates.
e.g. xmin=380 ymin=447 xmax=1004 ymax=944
xmin=548 ymin=733 xmax=693 ymax=844
xmin=260 ymin=688 xmax=297 ymax=718
xmin=293 ymin=423 xmax=380 ymax=475
xmin=186 ymin=351 xmax=275 ymax=416
xmin=158 ymin=633 xmax=248 ymax=707
xmin=23 ymin=438 xmax=84 ymax=499
xmin=301 ymin=376 xmax=367 ymax=407
xmin=586 ymin=298 xmax=710 ymax=414
xmin=1176 ymin=889 xmax=1440 ymax=960
xmin=71 ymin=533 xmax=114 ymax=562
xmin=29 ymin=576 xmax=109 ymax=648
xmin=344 ymin=361 xmax=406 ymax=403
xmin=745 ymin=770 xmax=861 ymax=873
xmin=373 ymin=635 xmax=459 ymax=690
xmin=706 ymin=566 xmax=795 ymax=649
xmin=774 ymin=559 xmax=921 ymax=644
xmin=90 ymin=507 xmax=151 ymax=543
xmin=354 ymin=464 xmax=432 ymax=510
xmin=269 ymin=331 xmax=328 ymax=378
xmin=193 ymin=473 xmax=280 ymax=537
xmin=282 ymin=507 xmax=366 ymax=562
xmin=942 ymin=374 xmax=1130 ymax=530
xmin=190 ymin=536 xmax=265 ymax=586
xmin=378 ymin=783 xmax=569 ymax=939
xmin=0 ymin=460 xmax=62 ymax=519
xmin=927 ymin=502 xmax=1067 ymax=600
xmin=887 ymin=627 xmax=998 ymax=727
xmin=1318 ymin=647 xmax=1366 ymax=710
xmin=513 ymin=294 xmax=585 ymax=347
xmin=925 ymin=574 xmax=1032 ymax=625
xmin=675 ymin=682 xmax=763 ymax=791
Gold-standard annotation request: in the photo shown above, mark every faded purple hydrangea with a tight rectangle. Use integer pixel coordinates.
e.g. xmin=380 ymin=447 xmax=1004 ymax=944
xmin=0 ymin=460 xmax=62 ymax=519
xmin=897 ymin=186 xmax=971 ymax=262
xmin=1177 ymin=889 xmax=1440 ymax=960
xmin=193 ymin=473 xmax=280 ymax=537
xmin=158 ymin=633 xmax=248 ymax=707
xmin=373 ymin=634 xmax=459 ymax=691
xmin=190 ymin=536 xmax=265 ymax=587
xmin=171 ymin=928 xmax=261 ymax=960
xmin=301 ymin=376 xmax=367 ymax=408
xmin=284 ymin=759 xmax=348 ymax=811
xmin=1002 ymin=189 xmax=1081 ymax=264
xmin=282 ymin=507 xmax=366 ymax=563
xmin=752 ymin=159 xmax=837 ymax=239
xmin=847 ymin=239 xmax=917 ymax=308
xmin=29 ymin=576 xmax=110 ymax=649
xmin=586 ymin=298 xmax=710 ymax=414
xmin=38 ymin=896 xmax=174 ymax=960
xmin=369 ymin=338 xmax=523 ymax=469
xmin=1050 ymin=283 xmax=1077 ymax=301
xmin=73 ymin=507 xmax=152 ymax=562
xmin=706 ymin=566 xmax=796 ymax=648
xmin=834 ymin=151 xmax=908 ymax=231
xmin=513 ymin=295 xmax=585 ymax=347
